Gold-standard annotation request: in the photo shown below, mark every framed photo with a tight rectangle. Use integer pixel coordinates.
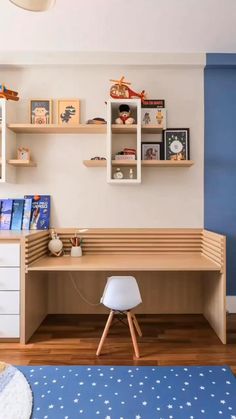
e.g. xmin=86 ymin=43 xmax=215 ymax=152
xmin=57 ymin=99 xmax=80 ymax=125
xmin=30 ymin=99 xmax=52 ymax=125
xmin=17 ymin=147 xmax=30 ymax=161
xmin=163 ymin=128 xmax=190 ymax=160
xmin=141 ymin=143 xmax=161 ymax=160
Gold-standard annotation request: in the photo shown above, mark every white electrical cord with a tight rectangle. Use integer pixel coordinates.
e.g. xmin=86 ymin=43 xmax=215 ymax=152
xmin=69 ymin=272 xmax=101 ymax=306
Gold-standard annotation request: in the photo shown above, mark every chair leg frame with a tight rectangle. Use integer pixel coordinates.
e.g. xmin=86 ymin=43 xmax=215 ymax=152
xmin=96 ymin=310 xmax=114 ymax=356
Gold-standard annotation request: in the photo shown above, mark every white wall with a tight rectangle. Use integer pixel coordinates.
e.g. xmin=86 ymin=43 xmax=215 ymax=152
xmin=0 ymin=64 xmax=204 ymax=228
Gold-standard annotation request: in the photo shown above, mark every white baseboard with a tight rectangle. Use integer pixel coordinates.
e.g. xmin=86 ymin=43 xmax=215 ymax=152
xmin=226 ymin=296 xmax=236 ymax=313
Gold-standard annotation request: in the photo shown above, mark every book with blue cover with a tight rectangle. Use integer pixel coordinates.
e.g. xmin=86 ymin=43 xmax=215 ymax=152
xmin=11 ymin=199 xmax=24 ymax=230
xmin=22 ymin=197 xmax=32 ymax=230
xmin=0 ymin=199 xmax=13 ymax=230
xmin=25 ymin=195 xmax=50 ymax=230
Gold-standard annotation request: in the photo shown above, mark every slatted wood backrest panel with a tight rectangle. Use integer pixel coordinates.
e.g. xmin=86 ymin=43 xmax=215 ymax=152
xmin=25 ymin=231 xmax=50 ymax=266
xmin=54 ymin=228 xmax=203 ymax=255
xmin=201 ymin=229 xmax=225 ymax=269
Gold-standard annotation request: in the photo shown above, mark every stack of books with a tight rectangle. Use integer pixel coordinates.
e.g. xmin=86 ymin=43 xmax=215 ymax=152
xmin=0 ymin=195 xmax=50 ymax=230
xmin=115 ymin=148 xmax=136 ymax=160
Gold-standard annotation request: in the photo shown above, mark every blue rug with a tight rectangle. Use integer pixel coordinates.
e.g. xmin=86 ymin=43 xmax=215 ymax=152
xmin=18 ymin=365 xmax=236 ymax=419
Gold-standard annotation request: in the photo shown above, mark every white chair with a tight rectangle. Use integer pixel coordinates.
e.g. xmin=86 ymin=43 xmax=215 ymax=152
xmin=96 ymin=276 xmax=142 ymax=358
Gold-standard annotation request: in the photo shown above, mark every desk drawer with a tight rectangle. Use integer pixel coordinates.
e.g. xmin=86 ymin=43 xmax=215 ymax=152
xmin=0 ymin=315 xmax=19 ymax=338
xmin=0 ymin=244 xmax=20 ymax=267
xmin=0 ymin=268 xmax=20 ymax=290
xmin=0 ymin=291 xmax=19 ymax=314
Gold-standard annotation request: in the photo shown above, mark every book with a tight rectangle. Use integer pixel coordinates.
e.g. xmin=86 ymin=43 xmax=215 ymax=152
xmin=25 ymin=195 xmax=50 ymax=230
xmin=0 ymin=199 xmax=13 ymax=230
xmin=11 ymin=199 xmax=24 ymax=230
xmin=22 ymin=198 xmax=32 ymax=230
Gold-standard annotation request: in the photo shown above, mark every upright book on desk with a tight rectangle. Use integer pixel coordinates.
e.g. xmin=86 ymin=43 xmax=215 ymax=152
xmin=25 ymin=195 xmax=50 ymax=230
xmin=22 ymin=197 xmax=32 ymax=230
xmin=11 ymin=199 xmax=24 ymax=230
xmin=0 ymin=199 xmax=13 ymax=230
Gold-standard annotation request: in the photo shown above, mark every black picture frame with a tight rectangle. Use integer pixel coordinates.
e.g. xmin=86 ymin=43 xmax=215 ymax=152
xmin=163 ymin=128 xmax=190 ymax=161
xmin=141 ymin=142 xmax=162 ymax=160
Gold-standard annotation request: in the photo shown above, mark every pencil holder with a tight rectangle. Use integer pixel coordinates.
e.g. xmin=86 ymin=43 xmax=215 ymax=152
xmin=71 ymin=246 xmax=82 ymax=257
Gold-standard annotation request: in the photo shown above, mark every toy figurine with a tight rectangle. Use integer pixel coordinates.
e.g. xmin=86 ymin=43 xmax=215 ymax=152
xmin=48 ymin=229 xmax=64 ymax=257
xmin=143 ymin=112 xmax=151 ymax=125
xmin=115 ymin=104 xmax=135 ymax=125
xmin=0 ymin=84 xmax=19 ymax=101
xmin=110 ymin=76 xmax=146 ymax=102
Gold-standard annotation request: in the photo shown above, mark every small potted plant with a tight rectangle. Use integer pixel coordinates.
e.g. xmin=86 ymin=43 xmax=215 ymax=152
xmin=70 ymin=233 xmax=83 ymax=257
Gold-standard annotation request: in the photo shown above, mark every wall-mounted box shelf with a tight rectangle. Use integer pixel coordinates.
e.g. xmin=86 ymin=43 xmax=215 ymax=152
xmin=7 ymin=159 xmax=37 ymax=167
xmin=83 ymin=160 xmax=194 ymax=167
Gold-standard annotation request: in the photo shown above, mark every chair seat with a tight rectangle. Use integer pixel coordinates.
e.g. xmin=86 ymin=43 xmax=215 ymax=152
xmin=101 ymin=276 xmax=142 ymax=311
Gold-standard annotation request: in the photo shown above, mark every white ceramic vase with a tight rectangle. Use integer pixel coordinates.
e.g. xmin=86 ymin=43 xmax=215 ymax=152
xmin=70 ymin=246 xmax=82 ymax=257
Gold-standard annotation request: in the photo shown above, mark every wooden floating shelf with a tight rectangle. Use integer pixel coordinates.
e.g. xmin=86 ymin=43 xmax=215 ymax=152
xmin=2 ymin=123 xmax=163 ymax=135
xmin=7 ymin=124 xmax=107 ymax=134
xmin=83 ymin=160 xmax=194 ymax=167
xmin=7 ymin=159 xmax=37 ymax=167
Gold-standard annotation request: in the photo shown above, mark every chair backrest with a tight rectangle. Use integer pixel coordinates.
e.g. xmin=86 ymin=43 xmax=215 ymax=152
xmin=101 ymin=276 xmax=142 ymax=311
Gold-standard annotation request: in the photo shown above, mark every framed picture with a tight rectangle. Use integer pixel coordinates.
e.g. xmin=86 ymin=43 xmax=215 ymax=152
xmin=57 ymin=99 xmax=80 ymax=125
xmin=163 ymin=128 xmax=190 ymax=160
xmin=141 ymin=143 xmax=161 ymax=160
xmin=30 ymin=99 xmax=52 ymax=125
xmin=17 ymin=147 xmax=30 ymax=161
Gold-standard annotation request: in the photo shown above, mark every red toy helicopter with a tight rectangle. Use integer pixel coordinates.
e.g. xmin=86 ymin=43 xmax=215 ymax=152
xmin=110 ymin=76 xmax=145 ymax=102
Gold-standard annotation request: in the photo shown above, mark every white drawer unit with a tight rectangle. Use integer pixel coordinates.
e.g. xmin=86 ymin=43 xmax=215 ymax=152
xmin=0 ymin=291 xmax=19 ymax=314
xmin=0 ymin=268 xmax=20 ymax=290
xmin=0 ymin=244 xmax=20 ymax=267
xmin=0 ymin=315 xmax=19 ymax=338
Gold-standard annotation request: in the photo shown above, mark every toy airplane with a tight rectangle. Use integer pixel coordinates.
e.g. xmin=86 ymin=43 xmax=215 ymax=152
xmin=110 ymin=76 xmax=145 ymax=102
xmin=0 ymin=84 xmax=19 ymax=101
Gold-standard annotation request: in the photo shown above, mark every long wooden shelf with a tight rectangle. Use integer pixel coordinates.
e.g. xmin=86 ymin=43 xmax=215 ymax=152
xmin=83 ymin=160 xmax=194 ymax=167
xmin=7 ymin=159 xmax=37 ymax=167
xmin=27 ymin=253 xmax=221 ymax=272
xmin=7 ymin=124 xmax=107 ymax=134
xmin=1 ymin=123 xmax=163 ymax=135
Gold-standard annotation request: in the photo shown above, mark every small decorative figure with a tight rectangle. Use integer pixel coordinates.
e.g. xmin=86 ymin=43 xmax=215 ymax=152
xmin=48 ymin=229 xmax=64 ymax=257
xmin=17 ymin=147 xmax=30 ymax=161
xmin=156 ymin=109 xmax=163 ymax=125
xmin=115 ymin=104 xmax=135 ymax=125
xmin=143 ymin=112 xmax=151 ymax=125
xmin=87 ymin=117 xmax=106 ymax=124
xmin=0 ymin=84 xmax=19 ymax=101
xmin=113 ymin=168 xmax=124 ymax=179
xmin=129 ymin=168 xmax=134 ymax=179
xmin=109 ymin=76 xmax=146 ymax=102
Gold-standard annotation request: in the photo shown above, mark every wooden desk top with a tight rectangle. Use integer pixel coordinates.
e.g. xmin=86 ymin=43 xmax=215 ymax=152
xmin=27 ymin=253 xmax=221 ymax=272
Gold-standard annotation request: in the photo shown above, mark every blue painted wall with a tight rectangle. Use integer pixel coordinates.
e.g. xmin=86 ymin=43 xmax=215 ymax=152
xmin=205 ymin=54 xmax=236 ymax=295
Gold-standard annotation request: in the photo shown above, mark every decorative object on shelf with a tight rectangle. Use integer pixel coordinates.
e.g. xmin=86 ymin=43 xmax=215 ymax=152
xmin=115 ymin=147 xmax=136 ymax=160
xmin=9 ymin=0 xmax=55 ymax=12
xmin=115 ymin=104 xmax=135 ymax=125
xmin=113 ymin=167 xmax=124 ymax=179
xmin=110 ymin=76 xmax=145 ymax=101
xmin=57 ymin=99 xmax=80 ymax=125
xmin=48 ymin=229 xmax=64 ymax=257
xmin=142 ymin=143 xmax=161 ymax=160
xmin=87 ymin=117 xmax=106 ymax=124
xmin=70 ymin=232 xmax=83 ymax=257
xmin=30 ymin=99 xmax=52 ymax=124
xmin=91 ymin=156 xmax=106 ymax=160
xmin=17 ymin=147 xmax=30 ymax=161
xmin=0 ymin=84 xmax=19 ymax=101
xmin=163 ymin=129 xmax=190 ymax=160
xmin=141 ymin=99 xmax=166 ymax=129
xmin=129 ymin=168 xmax=134 ymax=179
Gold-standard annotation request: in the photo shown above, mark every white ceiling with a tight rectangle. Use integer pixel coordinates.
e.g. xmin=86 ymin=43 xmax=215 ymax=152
xmin=1 ymin=0 xmax=236 ymax=53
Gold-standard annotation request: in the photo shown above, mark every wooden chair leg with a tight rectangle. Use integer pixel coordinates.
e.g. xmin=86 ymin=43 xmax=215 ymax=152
xmin=131 ymin=312 xmax=142 ymax=337
xmin=96 ymin=310 xmax=114 ymax=356
xmin=127 ymin=311 xmax=140 ymax=358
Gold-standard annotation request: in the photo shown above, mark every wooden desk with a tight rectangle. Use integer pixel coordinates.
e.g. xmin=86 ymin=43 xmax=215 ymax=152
xmin=0 ymin=228 xmax=226 ymax=346
xmin=28 ymin=254 xmax=221 ymax=272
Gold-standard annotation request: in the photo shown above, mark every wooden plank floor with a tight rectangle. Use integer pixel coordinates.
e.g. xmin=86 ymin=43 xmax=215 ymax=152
xmin=0 ymin=314 xmax=236 ymax=372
